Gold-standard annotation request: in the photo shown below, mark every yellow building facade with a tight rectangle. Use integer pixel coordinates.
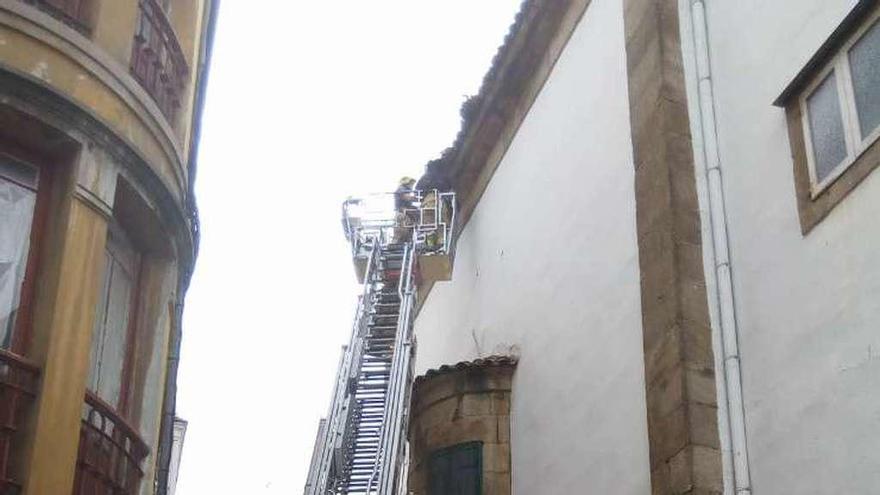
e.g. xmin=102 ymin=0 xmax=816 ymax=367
xmin=0 ymin=0 xmax=215 ymax=494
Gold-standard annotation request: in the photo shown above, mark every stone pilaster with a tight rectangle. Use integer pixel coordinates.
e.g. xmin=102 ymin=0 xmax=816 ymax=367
xmin=21 ymin=178 xmax=109 ymax=495
xmin=622 ymin=0 xmax=723 ymax=493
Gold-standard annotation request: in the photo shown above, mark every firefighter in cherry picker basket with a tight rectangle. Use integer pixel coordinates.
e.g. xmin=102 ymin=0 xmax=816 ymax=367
xmin=393 ymin=176 xmax=417 ymax=244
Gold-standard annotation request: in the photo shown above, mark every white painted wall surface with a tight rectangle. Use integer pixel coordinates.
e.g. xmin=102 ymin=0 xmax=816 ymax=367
xmin=701 ymin=0 xmax=880 ymax=492
xmin=413 ymin=0 xmax=650 ymax=492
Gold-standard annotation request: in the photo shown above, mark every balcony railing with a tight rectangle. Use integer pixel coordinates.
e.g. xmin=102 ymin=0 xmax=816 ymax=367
xmin=73 ymin=392 xmax=149 ymax=495
xmin=130 ymin=0 xmax=188 ymax=122
xmin=0 ymin=349 xmax=40 ymax=494
xmin=21 ymin=0 xmax=92 ymax=32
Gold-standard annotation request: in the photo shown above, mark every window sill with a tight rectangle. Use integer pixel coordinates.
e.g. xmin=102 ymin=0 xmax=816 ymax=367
xmin=787 ymin=102 xmax=880 ymax=234
xmin=810 ymin=128 xmax=880 ymax=198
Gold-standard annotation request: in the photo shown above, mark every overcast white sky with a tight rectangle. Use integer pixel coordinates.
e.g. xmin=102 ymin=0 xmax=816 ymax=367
xmin=175 ymin=2 xmax=521 ymax=493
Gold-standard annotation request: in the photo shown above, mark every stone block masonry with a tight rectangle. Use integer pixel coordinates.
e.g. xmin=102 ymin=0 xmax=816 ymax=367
xmin=622 ymin=0 xmax=723 ymax=493
xmin=407 ymin=357 xmax=516 ymax=495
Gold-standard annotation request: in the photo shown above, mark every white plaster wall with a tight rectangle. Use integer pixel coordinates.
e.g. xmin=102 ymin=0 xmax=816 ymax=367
xmin=413 ymin=0 xmax=650 ymax=492
xmin=701 ymin=0 xmax=880 ymax=492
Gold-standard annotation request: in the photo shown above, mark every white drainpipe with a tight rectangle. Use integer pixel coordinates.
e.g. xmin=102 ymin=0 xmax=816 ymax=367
xmin=680 ymin=1 xmax=752 ymax=493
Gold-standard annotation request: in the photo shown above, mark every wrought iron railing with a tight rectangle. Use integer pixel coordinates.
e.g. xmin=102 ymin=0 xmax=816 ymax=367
xmin=73 ymin=391 xmax=149 ymax=495
xmin=21 ymin=0 xmax=92 ymax=32
xmin=130 ymin=0 xmax=188 ymax=122
xmin=0 ymin=349 xmax=40 ymax=494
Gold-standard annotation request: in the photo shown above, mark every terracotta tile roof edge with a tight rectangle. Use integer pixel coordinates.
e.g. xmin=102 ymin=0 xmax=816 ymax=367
xmin=416 ymin=0 xmax=533 ymax=190
xmin=416 ymin=0 xmax=589 ymax=234
xmin=414 ymin=355 xmax=519 ymax=384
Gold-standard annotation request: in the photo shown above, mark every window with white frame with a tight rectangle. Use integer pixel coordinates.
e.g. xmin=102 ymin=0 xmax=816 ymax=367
xmin=801 ymin=12 xmax=880 ymax=196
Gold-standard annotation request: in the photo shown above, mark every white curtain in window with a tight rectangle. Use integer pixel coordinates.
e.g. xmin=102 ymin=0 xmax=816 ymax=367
xmin=0 ymin=179 xmax=36 ymax=349
xmin=89 ymin=230 xmax=138 ymax=408
xmin=88 ymin=252 xmax=112 ymax=392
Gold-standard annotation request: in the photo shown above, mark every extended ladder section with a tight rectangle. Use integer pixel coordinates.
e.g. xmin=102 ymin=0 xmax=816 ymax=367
xmin=305 ymin=190 xmax=456 ymax=495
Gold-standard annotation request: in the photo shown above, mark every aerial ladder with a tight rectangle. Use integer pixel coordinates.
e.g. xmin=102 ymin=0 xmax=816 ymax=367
xmin=305 ymin=189 xmax=456 ymax=495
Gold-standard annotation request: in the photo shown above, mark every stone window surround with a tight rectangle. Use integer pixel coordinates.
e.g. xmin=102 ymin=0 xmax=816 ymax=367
xmin=776 ymin=1 xmax=880 ymax=234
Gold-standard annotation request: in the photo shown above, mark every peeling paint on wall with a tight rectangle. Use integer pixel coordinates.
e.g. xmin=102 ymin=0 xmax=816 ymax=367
xmin=31 ymin=60 xmax=49 ymax=81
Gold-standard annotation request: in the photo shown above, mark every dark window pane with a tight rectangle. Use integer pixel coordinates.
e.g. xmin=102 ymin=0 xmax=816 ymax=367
xmin=430 ymin=451 xmax=451 ymax=495
xmin=850 ymin=20 xmax=880 ymax=139
xmin=429 ymin=442 xmax=482 ymax=495
xmin=807 ymin=71 xmax=848 ymax=182
xmin=0 ymin=158 xmax=38 ymax=190
xmin=458 ymin=471 xmax=480 ymax=495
